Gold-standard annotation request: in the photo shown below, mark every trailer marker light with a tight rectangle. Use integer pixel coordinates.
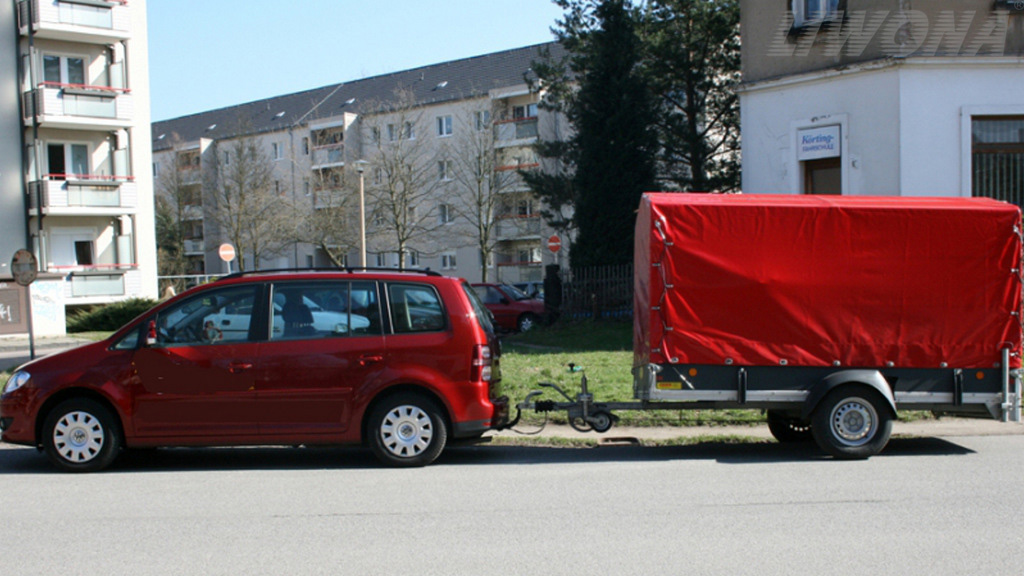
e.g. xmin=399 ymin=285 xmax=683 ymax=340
xmin=976 ymin=371 xmax=985 ymax=380
xmin=688 ymin=368 xmax=698 ymax=377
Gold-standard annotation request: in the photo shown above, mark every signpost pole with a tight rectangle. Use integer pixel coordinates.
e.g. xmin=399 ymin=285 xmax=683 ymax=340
xmin=11 ymin=249 xmax=38 ymax=360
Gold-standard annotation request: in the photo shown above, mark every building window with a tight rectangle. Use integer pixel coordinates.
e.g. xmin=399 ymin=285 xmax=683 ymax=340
xmin=223 ymin=151 xmax=230 ymax=165
xmin=387 ymin=124 xmax=398 ymax=142
xmin=972 ymin=116 xmax=1024 ymax=208
xmin=441 ymin=252 xmax=457 ymax=270
xmin=438 ymin=160 xmax=452 ymax=181
xmin=517 ymin=199 xmax=535 ymax=217
xmin=374 ymin=167 xmax=384 ymax=185
xmin=792 ymin=0 xmax=840 ymax=27
xmin=43 ymin=54 xmax=85 ymax=85
xmin=803 ymin=158 xmax=841 ymax=195
xmin=517 ymin=247 xmax=541 ymax=264
xmin=302 ymin=137 xmax=309 ymax=155
xmin=375 ymin=253 xmax=388 ymax=267
xmin=437 ymin=115 xmax=453 ymax=137
xmin=475 ymin=110 xmax=491 ymax=131
xmin=438 ymin=203 xmax=454 ymax=224
xmin=513 ymin=103 xmax=538 ymax=120
xmin=407 ymin=250 xmax=419 ymax=267
xmin=404 ymin=121 xmax=415 ymax=140
xmin=271 ymin=142 xmax=282 ymax=160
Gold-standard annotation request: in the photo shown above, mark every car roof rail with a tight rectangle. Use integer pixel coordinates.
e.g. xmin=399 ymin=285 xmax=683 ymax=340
xmin=217 ymin=266 xmax=442 ymax=282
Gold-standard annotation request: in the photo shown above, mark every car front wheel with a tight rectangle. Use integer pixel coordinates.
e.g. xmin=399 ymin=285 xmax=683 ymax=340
xmin=42 ymin=398 xmax=122 ymax=473
xmin=368 ymin=393 xmax=447 ymax=467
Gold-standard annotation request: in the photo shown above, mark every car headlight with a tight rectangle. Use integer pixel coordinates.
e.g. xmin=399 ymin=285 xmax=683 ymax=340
xmin=3 ymin=371 xmax=31 ymax=395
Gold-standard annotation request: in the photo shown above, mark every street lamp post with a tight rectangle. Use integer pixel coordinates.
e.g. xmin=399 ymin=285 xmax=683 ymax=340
xmin=354 ymin=160 xmax=369 ymax=267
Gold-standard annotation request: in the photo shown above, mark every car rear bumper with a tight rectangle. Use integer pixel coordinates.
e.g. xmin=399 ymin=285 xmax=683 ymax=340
xmin=452 ymin=395 xmax=509 ymax=438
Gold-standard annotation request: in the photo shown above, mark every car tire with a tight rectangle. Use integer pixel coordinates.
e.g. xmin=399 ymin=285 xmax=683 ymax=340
xmin=42 ymin=398 xmax=122 ymax=473
xmin=811 ymin=386 xmax=893 ymax=460
xmin=367 ymin=393 xmax=447 ymax=467
xmin=517 ymin=313 xmax=540 ymax=332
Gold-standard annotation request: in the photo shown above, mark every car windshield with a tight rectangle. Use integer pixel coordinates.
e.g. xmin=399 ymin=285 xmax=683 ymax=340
xmin=501 ymin=284 xmax=531 ymax=301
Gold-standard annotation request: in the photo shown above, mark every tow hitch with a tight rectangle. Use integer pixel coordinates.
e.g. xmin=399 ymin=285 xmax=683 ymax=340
xmin=512 ymin=364 xmax=619 ymax=433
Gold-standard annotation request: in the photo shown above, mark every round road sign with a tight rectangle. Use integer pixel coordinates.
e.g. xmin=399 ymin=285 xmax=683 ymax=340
xmin=218 ymin=243 xmax=236 ymax=262
xmin=547 ymin=235 xmax=562 ymax=253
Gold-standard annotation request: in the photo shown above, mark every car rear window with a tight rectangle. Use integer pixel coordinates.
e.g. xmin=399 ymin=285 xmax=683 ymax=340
xmin=462 ymin=282 xmax=495 ymax=335
xmin=387 ymin=283 xmax=446 ymax=333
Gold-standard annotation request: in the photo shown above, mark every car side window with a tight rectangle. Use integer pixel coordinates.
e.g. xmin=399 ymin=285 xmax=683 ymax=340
xmin=155 ymin=286 xmax=258 ymax=347
xmin=270 ymin=281 xmax=381 ymax=341
xmin=388 ymin=283 xmax=445 ymax=333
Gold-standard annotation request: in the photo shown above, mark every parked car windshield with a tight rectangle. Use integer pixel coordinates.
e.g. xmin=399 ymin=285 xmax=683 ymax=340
xmin=500 ymin=284 xmax=531 ymax=301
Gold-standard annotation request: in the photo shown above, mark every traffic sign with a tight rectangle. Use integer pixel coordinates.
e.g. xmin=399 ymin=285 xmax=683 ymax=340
xmin=547 ymin=235 xmax=562 ymax=253
xmin=218 ymin=243 xmax=236 ymax=262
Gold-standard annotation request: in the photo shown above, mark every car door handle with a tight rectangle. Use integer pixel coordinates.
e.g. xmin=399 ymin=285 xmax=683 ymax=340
xmin=228 ymin=362 xmax=254 ymax=374
xmin=359 ymin=354 xmax=384 ymax=366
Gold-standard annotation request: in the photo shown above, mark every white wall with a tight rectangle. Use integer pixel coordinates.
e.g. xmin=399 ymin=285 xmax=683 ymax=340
xmin=741 ymin=66 xmax=902 ymax=195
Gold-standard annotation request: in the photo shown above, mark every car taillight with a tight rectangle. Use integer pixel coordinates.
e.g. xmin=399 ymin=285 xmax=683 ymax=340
xmin=471 ymin=344 xmax=492 ymax=382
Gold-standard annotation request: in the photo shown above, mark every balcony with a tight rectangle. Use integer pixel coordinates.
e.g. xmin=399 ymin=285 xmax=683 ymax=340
xmin=494 ymin=117 xmax=539 ymax=148
xmin=183 ymin=239 xmax=205 ymax=255
xmin=17 ymin=0 xmax=131 ymax=43
xmin=311 ymin=144 xmax=345 ymax=169
xmin=495 ymin=215 xmax=543 ymax=239
xmin=24 ymin=84 xmax=133 ymax=130
xmin=29 ymin=176 xmax=136 ymax=216
xmin=54 ymin=265 xmax=139 ymax=300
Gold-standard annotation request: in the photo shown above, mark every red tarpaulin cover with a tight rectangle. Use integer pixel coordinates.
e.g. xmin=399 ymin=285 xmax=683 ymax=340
xmin=634 ymin=194 xmax=1023 ymax=370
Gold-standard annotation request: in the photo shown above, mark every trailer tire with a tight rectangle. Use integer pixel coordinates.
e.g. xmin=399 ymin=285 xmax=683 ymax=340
xmin=766 ymin=411 xmax=813 ymax=443
xmin=811 ymin=386 xmax=893 ymax=459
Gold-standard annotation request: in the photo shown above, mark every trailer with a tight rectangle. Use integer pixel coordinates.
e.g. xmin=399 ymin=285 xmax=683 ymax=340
xmin=517 ymin=193 xmax=1023 ymax=458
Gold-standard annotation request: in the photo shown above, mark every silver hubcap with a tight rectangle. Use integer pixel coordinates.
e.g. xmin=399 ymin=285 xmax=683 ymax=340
xmin=380 ymin=405 xmax=433 ymax=458
xmin=830 ymin=398 xmax=876 ymax=446
xmin=53 ymin=411 xmax=105 ymax=463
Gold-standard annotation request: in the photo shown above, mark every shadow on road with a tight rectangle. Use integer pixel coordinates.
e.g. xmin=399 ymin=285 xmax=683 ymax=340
xmin=0 ymin=435 xmax=976 ymax=474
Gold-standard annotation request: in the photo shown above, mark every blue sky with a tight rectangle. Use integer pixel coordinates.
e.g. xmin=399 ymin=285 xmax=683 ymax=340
xmin=147 ymin=0 xmax=565 ymax=121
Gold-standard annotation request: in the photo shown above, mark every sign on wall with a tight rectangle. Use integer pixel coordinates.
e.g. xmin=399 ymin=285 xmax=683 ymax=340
xmin=798 ymin=125 xmax=841 ymax=161
xmin=0 ymin=283 xmax=27 ymax=335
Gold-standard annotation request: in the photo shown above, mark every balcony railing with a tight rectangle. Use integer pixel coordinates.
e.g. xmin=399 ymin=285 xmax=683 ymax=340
xmin=495 ymin=215 xmax=542 ymax=238
xmin=183 ymin=239 xmax=205 ymax=254
xmin=17 ymin=0 xmax=131 ymax=42
xmin=24 ymin=84 xmax=133 ymax=128
xmin=494 ymin=117 xmax=539 ymax=144
xmin=29 ymin=176 xmax=136 ymax=213
xmin=311 ymin=144 xmax=345 ymax=167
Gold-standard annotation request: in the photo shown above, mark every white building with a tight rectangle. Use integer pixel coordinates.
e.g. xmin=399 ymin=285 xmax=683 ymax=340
xmin=151 ymin=43 xmax=570 ymax=287
xmin=740 ymin=0 xmax=1024 ymax=202
xmin=1 ymin=0 xmax=157 ymax=336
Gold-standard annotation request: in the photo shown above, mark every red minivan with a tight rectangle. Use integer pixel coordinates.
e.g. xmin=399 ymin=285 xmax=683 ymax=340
xmin=0 ymin=269 xmax=508 ymax=472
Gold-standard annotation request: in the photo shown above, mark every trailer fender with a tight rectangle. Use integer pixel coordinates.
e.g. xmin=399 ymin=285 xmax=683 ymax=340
xmin=801 ymin=370 xmax=897 ymax=421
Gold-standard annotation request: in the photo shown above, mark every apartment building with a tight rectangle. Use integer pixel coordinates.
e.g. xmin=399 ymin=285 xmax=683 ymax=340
xmin=151 ymin=43 xmax=569 ymax=286
xmin=740 ymin=1 xmax=1024 ymax=202
xmin=1 ymin=0 xmax=157 ymax=336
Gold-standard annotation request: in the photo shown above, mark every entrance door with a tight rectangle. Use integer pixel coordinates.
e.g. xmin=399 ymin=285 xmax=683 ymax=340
xmin=803 ymin=157 xmax=841 ymax=195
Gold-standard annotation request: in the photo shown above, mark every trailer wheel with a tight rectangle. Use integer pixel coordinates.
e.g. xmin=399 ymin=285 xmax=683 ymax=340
xmin=811 ymin=386 xmax=893 ymax=459
xmin=766 ymin=411 xmax=813 ymax=443
xmin=588 ymin=411 xmax=615 ymax=433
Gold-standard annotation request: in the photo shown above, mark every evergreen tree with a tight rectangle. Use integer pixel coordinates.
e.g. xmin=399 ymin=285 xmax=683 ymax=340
xmin=528 ymin=0 xmax=659 ymax=267
xmin=643 ymin=0 xmax=741 ymax=192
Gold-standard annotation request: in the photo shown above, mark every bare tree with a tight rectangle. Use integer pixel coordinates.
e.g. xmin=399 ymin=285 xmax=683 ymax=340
xmin=299 ymin=165 xmax=358 ymax=267
xmin=445 ymin=107 xmax=518 ymax=281
xmin=154 ymin=135 xmax=201 ymax=290
xmin=362 ymin=89 xmax=444 ymax=269
xmin=210 ymin=129 xmax=295 ymax=271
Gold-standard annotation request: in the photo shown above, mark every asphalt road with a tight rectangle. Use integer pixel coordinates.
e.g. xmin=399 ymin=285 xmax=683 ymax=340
xmin=2 ymin=435 xmax=1022 ymax=575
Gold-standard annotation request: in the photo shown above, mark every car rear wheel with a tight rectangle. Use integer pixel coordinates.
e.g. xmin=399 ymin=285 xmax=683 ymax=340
xmin=368 ymin=393 xmax=447 ymax=467
xmin=42 ymin=398 xmax=121 ymax=473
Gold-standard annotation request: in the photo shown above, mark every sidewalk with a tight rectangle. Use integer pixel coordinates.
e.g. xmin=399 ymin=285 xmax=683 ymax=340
xmin=0 ymin=334 xmax=94 ymax=353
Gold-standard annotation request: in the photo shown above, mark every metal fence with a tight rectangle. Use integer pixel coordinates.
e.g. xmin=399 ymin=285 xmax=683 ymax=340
xmin=556 ymin=264 xmax=634 ymax=321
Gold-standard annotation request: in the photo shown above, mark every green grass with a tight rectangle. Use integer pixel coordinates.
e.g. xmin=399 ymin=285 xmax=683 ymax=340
xmin=500 ymin=320 xmax=766 ymax=427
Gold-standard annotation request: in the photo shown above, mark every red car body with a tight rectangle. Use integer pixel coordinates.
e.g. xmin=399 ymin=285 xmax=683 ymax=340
xmin=1 ymin=270 xmax=507 ymax=471
xmin=471 ymin=283 xmax=545 ymax=332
